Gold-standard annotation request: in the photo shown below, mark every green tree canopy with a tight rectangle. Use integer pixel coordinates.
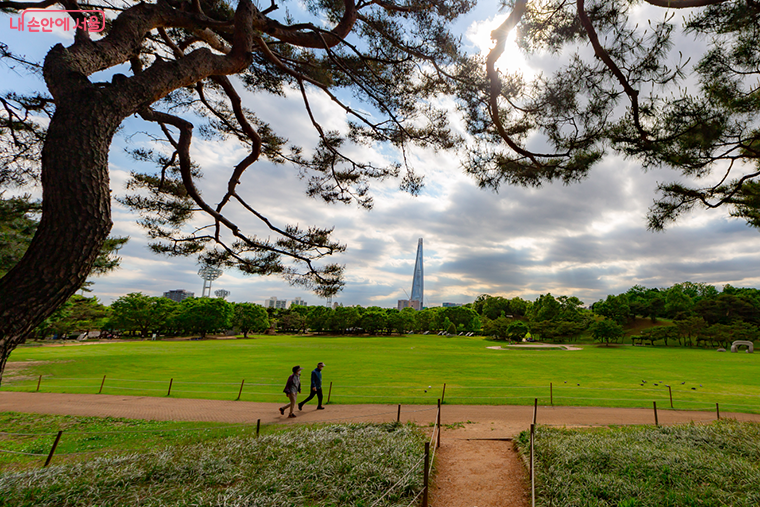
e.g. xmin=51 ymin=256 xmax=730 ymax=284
xmin=176 ymin=297 xmax=233 ymax=338
xmin=590 ymin=319 xmax=624 ymax=346
xmin=232 ymin=302 xmax=269 ymax=338
xmin=110 ymin=293 xmax=179 ymax=337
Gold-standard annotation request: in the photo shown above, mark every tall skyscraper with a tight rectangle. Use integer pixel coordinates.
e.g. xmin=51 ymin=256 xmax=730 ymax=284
xmin=410 ymin=238 xmax=424 ymax=309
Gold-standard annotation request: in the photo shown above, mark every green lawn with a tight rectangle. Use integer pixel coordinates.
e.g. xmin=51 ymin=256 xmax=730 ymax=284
xmin=3 ymin=335 xmax=760 ymax=413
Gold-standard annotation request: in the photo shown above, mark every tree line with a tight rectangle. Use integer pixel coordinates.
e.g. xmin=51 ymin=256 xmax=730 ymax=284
xmin=478 ymin=282 xmax=760 ymax=348
xmin=36 ymin=293 xmax=485 ymax=340
xmin=34 ymin=281 xmax=755 ymax=348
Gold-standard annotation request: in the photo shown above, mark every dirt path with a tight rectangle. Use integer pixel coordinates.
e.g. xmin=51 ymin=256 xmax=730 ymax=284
xmin=429 ymin=431 xmax=529 ymax=507
xmin=3 ymin=392 xmax=760 ymax=506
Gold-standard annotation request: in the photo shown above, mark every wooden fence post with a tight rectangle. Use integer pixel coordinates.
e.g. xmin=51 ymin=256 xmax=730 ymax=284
xmin=441 ymin=383 xmax=446 ymax=403
xmin=422 ymin=442 xmax=430 ymax=507
xmin=167 ymin=378 xmax=173 ymax=396
xmin=653 ymin=401 xmax=659 ymax=426
xmin=256 ymin=419 xmax=261 ymax=438
xmin=436 ymin=399 xmax=441 ymax=449
xmin=98 ymin=375 xmax=106 ymax=394
xmin=44 ymin=430 xmax=63 ymax=467
xmin=533 ymin=398 xmax=538 ymax=425
xmin=397 ymin=404 xmax=401 ymax=423
xmin=327 ymin=381 xmax=333 ymax=404
xmin=236 ymin=379 xmax=245 ymax=401
xmin=36 ymin=375 xmax=42 ymax=392
xmin=716 ymin=403 xmax=720 ymax=420
xmin=531 ymin=424 xmax=536 ymax=507
xmin=668 ymin=385 xmax=673 ymax=408
xmin=550 ymin=383 xmax=553 ymax=406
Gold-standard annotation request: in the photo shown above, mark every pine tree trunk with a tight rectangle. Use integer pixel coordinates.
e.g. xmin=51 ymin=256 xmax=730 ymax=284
xmin=0 ymin=84 xmax=117 ymax=384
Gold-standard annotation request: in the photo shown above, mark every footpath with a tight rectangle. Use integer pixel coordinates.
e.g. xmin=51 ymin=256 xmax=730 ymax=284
xmin=3 ymin=392 xmax=760 ymax=507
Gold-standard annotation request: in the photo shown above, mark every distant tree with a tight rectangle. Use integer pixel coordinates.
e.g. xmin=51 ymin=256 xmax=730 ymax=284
xmin=175 ymin=298 xmax=232 ymax=338
xmin=440 ymin=306 xmax=481 ymax=333
xmin=481 ymin=296 xmax=511 ymax=320
xmin=529 ymin=294 xmax=561 ymax=322
xmin=32 ymin=300 xmax=73 ymax=340
xmin=640 ymin=326 xmax=679 ymax=347
xmin=664 ymin=286 xmax=693 ymax=320
xmin=474 ymin=294 xmax=531 ymax=320
xmin=506 ymin=320 xmax=529 ymax=342
xmin=34 ymin=295 xmax=109 ymax=339
xmin=625 ymin=286 xmax=671 ymax=322
xmin=701 ymin=322 xmax=757 ymax=349
xmin=110 ymin=293 xmax=175 ymax=338
xmin=592 ymin=295 xmax=630 ymax=326
xmin=472 ymin=295 xmax=491 ymax=316
xmin=557 ymin=296 xmax=586 ymax=322
xmin=388 ymin=307 xmax=416 ymax=335
xmin=508 ymin=297 xmax=530 ymax=319
xmin=413 ymin=308 xmax=437 ymax=333
xmin=482 ymin=316 xmax=510 ymax=340
xmin=232 ymin=303 xmax=269 ymax=338
xmin=361 ymin=308 xmax=387 ymax=335
xmin=527 ymin=293 xmax=590 ymax=342
xmin=328 ymin=306 xmax=360 ymax=334
xmin=590 ymin=319 xmax=624 ymax=346
xmin=279 ymin=312 xmax=307 ymax=334
xmin=307 ymin=306 xmax=332 ymax=334
xmin=677 ymin=282 xmax=719 ymax=303
xmin=674 ymin=316 xmax=708 ymax=347
xmin=695 ymin=293 xmax=760 ymax=325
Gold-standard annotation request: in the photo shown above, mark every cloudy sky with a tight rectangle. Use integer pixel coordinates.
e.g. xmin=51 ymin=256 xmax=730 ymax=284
xmin=4 ymin=2 xmax=760 ymax=308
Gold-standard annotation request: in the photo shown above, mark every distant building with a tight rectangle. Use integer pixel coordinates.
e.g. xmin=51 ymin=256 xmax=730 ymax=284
xmin=410 ymin=238 xmax=423 ymax=308
xmin=288 ymin=297 xmax=308 ymax=308
xmin=265 ymin=297 xmax=287 ymax=309
xmin=442 ymin=302 xmax=462 ymax=308
xmin=398 ymin=299 xmax=422 ymax=311
xmin=397 ymin=238 xmax=424 ymax=311
xmin=332 ymin=302 xmax=343 ymax=310
xmin=163 ymin=289 xmax=194 ymax=303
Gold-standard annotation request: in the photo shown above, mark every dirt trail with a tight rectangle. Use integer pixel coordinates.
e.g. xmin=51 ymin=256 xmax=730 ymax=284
xmin=3 ymin=392 xmax=760 ymax=506
xmin=429 ymin=429 xmax=529 ymax=507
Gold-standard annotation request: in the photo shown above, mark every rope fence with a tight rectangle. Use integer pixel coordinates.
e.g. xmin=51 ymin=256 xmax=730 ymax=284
xmin=4 ymin=376 xmax=760 ymax=415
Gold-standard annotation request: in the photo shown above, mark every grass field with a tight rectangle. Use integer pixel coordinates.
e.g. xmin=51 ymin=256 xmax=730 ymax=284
xmin=3 ymin=335 xmax=760 ymax=413
xmin=517 ymin=420 xmax=760 ymax=506
xmin=0 ymin=413 xmax=426 ymax=507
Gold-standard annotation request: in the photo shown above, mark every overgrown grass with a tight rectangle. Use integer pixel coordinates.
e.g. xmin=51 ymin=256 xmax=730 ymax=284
xmin=0 ymin=412 xmax=264 ymax=471
xmin=0 ymin=415 xmax=426 ymax=507
xmin=3 ymin=335 xmax=759 ymax=412
xmin=516 ymin=420 xmax=760 ymax=506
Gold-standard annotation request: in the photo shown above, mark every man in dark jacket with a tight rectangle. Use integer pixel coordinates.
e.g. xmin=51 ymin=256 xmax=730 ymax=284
xmin=298 ymin=362 xmax=325 ymax=410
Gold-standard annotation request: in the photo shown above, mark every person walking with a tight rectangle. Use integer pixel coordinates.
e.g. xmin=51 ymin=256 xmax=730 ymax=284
xmin=299 ymin=362 xmax=325 ymax=411
xmin=279 ymin=365 xmax=302 ymax=418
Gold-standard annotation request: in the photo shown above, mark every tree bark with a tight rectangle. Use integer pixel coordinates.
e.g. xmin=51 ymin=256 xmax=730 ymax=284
xmin=0 ymin=79 xmax=117 ymax=383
